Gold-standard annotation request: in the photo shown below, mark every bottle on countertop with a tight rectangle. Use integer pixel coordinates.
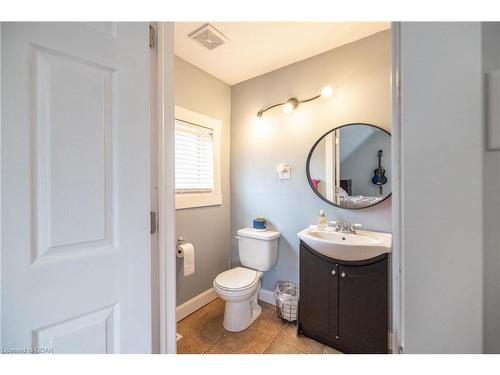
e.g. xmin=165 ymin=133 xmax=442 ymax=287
xmin=317 ymin=210 xmax=327 ymax=230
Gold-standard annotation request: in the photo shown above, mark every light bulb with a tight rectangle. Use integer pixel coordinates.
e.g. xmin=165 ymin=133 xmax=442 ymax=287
xmin=283 ymin=98 xmax=299 ymax=114
xmin=253 ymin=110 xmax=264 ymax=125
xmin=321 ymin=86 xmax=333 ymax=98
xmin=283 ymin=102 xmax=294 ymax=114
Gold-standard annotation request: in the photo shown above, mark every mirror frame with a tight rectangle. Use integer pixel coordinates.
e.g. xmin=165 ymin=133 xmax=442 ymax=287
xmin=306 ymin=122 xmax=392 ymax=210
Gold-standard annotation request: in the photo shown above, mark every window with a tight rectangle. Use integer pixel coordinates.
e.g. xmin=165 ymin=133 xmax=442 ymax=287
xmin=175 ymin=120 xmax=214 ymax=192
xmin=174 ymin=106 xmax=222 ymax=209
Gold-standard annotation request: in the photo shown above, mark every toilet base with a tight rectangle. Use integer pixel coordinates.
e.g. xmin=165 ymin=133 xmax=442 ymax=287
xmin=222 ymin=282 xmax=262 ymax=332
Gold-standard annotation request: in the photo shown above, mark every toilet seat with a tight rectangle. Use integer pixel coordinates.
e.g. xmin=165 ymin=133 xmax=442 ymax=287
xmin=214 ymin=267 xmax=262 ymax=292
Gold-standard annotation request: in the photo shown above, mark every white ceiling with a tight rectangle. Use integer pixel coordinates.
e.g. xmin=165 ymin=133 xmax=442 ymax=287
xmin=174 ymin=22 xmax=390 ymax=85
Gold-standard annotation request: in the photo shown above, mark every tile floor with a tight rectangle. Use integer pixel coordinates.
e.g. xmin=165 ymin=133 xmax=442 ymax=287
xmin=177 ymin=298 xmax=343 ymax=354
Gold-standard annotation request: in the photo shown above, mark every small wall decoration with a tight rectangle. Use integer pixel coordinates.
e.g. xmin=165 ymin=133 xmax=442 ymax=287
xmin=371 ymin=149 xmax=387 ymax=194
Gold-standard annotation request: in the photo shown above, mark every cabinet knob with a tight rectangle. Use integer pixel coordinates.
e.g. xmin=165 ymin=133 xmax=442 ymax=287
xmin=331 ymin=270 xmax=336 ymax=275
xmin=341 ymin=272 xmax=346 ymax=278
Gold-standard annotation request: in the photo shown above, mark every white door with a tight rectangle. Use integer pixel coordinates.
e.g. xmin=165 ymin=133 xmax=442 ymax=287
xmin=1 ymin=22 xmax=151 ymax=353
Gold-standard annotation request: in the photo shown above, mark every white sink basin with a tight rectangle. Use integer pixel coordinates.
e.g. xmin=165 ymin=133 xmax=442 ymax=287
xmin=297 ymin=225 xmax=392 ymax=261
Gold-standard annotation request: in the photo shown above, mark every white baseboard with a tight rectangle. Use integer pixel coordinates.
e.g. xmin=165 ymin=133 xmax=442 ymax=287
xmin=258 ymin=288 xmax=275 ymax=306
xmin=176 ymin=288 xmax=217 ymax=322
xmin=176 ymin=287 xmax=275 ymax=322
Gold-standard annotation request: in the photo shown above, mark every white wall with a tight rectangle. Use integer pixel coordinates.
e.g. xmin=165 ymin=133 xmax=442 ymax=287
xmin=399 ymin=22 xmax=483 ymax=353
xmin=231 ymin=31 xmax=392 ymax=292
xmin=174 ymin=57 xmax=232 ymax=305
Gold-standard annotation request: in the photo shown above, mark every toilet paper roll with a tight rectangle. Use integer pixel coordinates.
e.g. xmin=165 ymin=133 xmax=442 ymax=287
xmin=178 ymin=242 xmax=195 ymax=276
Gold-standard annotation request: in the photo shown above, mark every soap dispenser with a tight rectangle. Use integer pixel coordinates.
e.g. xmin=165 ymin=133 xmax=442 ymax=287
xmin=318 ymin=210 xmax=327 ymax=230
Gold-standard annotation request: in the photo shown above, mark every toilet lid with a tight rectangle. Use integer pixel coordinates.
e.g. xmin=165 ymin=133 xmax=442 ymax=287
xmin=215 ymin=267 xmax=259 ymax=291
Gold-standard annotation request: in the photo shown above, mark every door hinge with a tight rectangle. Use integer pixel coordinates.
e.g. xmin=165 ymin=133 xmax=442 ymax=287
xmin=149 ymin=24 xmax=157 ymax=49
xmin=150 ymin=211 xmax=158 ymax=234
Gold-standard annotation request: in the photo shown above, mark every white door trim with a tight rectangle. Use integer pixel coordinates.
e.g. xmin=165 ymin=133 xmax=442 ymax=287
xmin=156 ymin=22 xmax=177 ymax=354
xmin=390 ymin=21 xmax=403 ymax=354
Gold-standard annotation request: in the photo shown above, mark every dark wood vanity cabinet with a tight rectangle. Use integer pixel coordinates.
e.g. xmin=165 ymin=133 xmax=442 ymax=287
xmin=298 ymin=241 xmax=388 ymax=354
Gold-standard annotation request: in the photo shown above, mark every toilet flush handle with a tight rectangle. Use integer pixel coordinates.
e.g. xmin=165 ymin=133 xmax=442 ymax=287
xmin=235 ymin=235 xmax=241 ymax=240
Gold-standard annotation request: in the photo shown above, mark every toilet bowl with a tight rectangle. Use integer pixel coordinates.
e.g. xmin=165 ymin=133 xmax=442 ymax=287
xmin=213 ymin=267 xmax=263 ymax=332
xmin=213 ymin=228 xmax=280 ymax=332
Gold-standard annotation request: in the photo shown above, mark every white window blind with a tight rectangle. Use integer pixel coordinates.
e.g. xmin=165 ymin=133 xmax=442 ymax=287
xmin=175 ymin=119 xmax=215 ymax=192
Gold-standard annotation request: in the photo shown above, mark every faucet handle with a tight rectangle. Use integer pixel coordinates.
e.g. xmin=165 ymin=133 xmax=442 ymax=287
xmin=329 ymin=221 xmax=342 ymax=228
xmin=349 ymin=223 xmax=362 ymax=234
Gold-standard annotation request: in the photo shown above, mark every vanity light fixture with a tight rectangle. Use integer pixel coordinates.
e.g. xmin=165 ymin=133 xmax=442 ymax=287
xmin=255 ymin=86 xmax=333 ymax=122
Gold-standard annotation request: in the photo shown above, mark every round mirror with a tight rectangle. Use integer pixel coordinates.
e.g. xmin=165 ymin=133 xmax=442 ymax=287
xmin=306 ymin=123 xmax=391 ymax=209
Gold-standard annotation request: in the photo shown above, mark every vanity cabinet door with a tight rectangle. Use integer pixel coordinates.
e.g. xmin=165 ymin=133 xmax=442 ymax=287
xmin=299 ymin=244 xmax=338 ymax=343
xmin=338 ymin=258 xmax=388 ymax=353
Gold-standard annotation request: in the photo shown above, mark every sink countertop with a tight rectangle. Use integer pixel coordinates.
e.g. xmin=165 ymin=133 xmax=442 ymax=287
xmin=297 ymin=225 xmax=392 ymax=261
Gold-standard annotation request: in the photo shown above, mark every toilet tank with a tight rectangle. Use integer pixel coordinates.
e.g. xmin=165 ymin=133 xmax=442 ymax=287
xmin=237 ymin=228 xmax=280 ymax=271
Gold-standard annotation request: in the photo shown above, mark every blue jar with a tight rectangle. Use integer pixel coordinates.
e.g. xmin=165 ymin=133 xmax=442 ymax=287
xmin=253 ymin=217 xmax=267 ymax=231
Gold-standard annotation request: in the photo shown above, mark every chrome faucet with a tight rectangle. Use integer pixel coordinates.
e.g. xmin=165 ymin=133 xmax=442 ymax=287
xmin=329 ymin=221 xmax=362 ymax=234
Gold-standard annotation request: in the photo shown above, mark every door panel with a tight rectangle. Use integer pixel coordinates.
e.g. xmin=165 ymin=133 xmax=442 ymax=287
xmin=32 ymin=44 xmax=116 ymax=262
xmin=338 ymin=259 xmax=388 ymax=353
xmin=33 ymin=304 xmax=119 ymax=354
xmin=1 ymin=22 xmax=151 ymax=353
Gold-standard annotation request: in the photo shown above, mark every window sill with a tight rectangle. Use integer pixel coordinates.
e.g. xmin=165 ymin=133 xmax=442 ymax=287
xmin=175 ymin=193 xmax=222 ymax=210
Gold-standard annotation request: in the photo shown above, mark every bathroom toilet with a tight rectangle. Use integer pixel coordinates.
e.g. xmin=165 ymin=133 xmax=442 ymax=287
xmin=213 ymin=228 xmax=280 ymax=332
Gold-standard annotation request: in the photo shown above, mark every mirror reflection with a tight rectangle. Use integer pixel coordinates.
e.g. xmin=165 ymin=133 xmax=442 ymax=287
xmin=307 ymin=123 xmax=391 ymax=209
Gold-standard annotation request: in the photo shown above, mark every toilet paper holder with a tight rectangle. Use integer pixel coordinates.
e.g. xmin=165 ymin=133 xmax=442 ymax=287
xmin=176 ymin=237 xmax=187 ymax=258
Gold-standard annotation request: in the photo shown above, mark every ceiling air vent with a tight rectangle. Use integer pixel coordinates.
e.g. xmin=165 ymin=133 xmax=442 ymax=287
xmin=189 ymin=23 xmax=228 ymax=51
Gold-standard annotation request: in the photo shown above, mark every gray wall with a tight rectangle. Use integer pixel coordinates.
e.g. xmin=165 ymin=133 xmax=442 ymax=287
xmin=399 ymin=22 xmax=483 ymax=353
xmin=230 ymin=31 xmax=392 ymax=292
xmin=340 ymin=129 xmax=391 ymax=196
xmin=175 ymin=57 xmax=231 ymax=305
xmin=483 ymin=22 xmax=500 ymax=353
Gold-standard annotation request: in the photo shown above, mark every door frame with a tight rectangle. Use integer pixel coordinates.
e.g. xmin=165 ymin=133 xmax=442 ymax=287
xmin=155 ymin=22 xmax=177 ymax=354
xmin=152 ymin=21 xmax=405 ymax=355
xmin=390 ymin=21 xmax=403 ymax=354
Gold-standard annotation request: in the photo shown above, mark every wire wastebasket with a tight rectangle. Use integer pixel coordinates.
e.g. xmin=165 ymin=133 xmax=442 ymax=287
xmin=273 ymin=281 xmax=299 ymax=322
